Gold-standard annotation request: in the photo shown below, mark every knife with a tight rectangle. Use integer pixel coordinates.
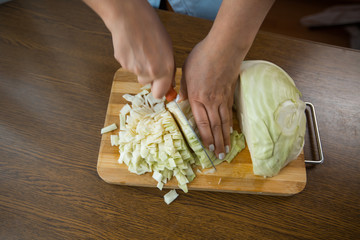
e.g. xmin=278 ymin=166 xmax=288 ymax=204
xmin=166 ymin=88 xmax=216 ymax=170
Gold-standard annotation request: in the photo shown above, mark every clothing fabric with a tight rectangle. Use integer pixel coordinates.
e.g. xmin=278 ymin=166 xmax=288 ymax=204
xmin=148 ymin=0 xmax=222 ymax=20
xmin=148 ymin=0 xmax=161 ymax=8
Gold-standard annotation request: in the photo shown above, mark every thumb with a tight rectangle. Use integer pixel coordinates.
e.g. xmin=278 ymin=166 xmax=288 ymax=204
xmin=151 ymin=64 xmax=176 ymax=99
xmin=151 ymin=74 xmax=173 ymax=99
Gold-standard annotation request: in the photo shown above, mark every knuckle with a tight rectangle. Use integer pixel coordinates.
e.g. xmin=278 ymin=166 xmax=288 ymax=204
xmin=206 ymin=93 xmax=221 ymax=103
xmin=134 ymin=63 xmax=144 ymax=76
xmin=211 ymin=123 xmax=222 ymax=132
xmin=149 ymin=63 xmax=173 ymax=80
xmin=137 ymin=77 xmax=147 ymax=85
xmin=221 ymin=117 xmax=230 ymax=126
xmin=196 ymin=119 xmax=210 ymax=129
xmin=147 ymin=65 xmax=159 ymax=79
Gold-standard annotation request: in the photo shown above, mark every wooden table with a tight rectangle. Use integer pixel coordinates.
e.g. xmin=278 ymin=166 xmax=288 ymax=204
xmin=1 ymin=0 xmax=359 ymax=239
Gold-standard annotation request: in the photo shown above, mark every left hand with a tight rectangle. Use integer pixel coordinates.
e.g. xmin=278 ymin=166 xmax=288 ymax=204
xmin=179 ymin=37 xmax=245 ymax=159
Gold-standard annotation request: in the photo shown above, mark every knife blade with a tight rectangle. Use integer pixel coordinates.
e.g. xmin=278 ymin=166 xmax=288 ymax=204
xmin=166 ymin=88 xmax=216 ymax=170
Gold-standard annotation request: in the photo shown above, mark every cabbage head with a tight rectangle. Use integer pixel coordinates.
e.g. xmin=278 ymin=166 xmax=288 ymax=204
xmin=235 ymin=60 xmax=306 ymax=177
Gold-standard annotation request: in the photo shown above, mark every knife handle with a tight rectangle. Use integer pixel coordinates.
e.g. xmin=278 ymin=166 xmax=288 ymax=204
xmin=165 ymin=87 xmax=177 ymax=102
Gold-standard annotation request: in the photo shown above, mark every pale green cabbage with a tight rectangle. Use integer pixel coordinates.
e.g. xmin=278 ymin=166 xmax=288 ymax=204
xmin=164 ymin=189 xmax=179 ymax=205
xmin=167 ymin=100 xmax=245 ymax=169
xmin=101 ymin=123 xmax=117 ymax=134
xmin=235 ymin=60 xmax=306 ymax=177
xmin=116 ymin=88 xmax=245 ymax=195
xmin=117 ymin=90 xmax=195 ymax=193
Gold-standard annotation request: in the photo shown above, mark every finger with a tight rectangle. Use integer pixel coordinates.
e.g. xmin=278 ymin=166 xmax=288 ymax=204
xmin=229 ymin=77 xmax=238 ymax=134
xmin=137 ymin=75 xmax=152 ymax=85
xmin=178 ymin=68 xmax=188 ymax=102
xmin=172 ymin=67 xmax=176 ymax=88
xmin=152 ymin=61 xmax=176 ymax=99
xmin=228 ymin=96 xmax=234 ymax=136
xmin=151 ymin=74 xmax=173 ymax=99
xmin=206 ymin=105 xmax=225 ymax=159
xmin=219 ymin=103 xmax=231 ymax=155
xmin=190 ymin=101 xmax=214 ymax=152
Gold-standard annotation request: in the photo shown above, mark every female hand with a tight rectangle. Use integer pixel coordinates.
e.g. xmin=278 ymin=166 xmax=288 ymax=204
xmin=179 ymin=37 xmax=245 ymax=159
xmin=85 ymin=0 xmax=175 ymax=98
xmin=178 ymin=0 xmax=274 ymax=158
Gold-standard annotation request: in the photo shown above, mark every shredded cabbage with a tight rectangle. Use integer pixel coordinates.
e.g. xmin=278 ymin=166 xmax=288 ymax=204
xmin=164 ymin=189 xmax=179 ymax=205
xmin=117 ymin=91 xmax=196 ymax=192
xmin=110 ymin=135 xmax=119 ymax=146
xmin=101 ymin=123 xmax=117 ymax=134
xmin=113 ymin=88 xmax=245 ymax=200
xmin=235 ymin=60 xmax=306 ymax=177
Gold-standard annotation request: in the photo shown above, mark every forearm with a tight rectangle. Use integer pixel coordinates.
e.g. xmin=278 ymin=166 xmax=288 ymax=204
xmin=83 ymin=0 xmax=174 ymax=98
xmin=83 ymin=0 xmax=151 ymax=30
xmin=208 ymin=0 xmax=275 ymax=59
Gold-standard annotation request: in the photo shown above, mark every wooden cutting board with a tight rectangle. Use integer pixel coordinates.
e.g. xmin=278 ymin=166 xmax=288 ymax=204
xmin=97 ymin=68 xmax=306 ymax=195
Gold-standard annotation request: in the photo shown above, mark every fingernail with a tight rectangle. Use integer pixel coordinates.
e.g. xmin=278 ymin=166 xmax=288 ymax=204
xmin=219 ymin=153 xmax=225 ymax=160
xmin=230 ymin=126 xmax=233 ymax=134
xmin=175 ymin=94 xmax=180 ymax=103
xmin=209 ymin=144 xmax=215 ymax=152
xmin=225 ymin=145 xmax=230 ymax=154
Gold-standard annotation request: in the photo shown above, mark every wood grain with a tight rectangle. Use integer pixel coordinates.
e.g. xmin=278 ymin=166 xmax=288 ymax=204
xmin=0 ymin=0 xmax=359 ymax=239
xmin=261 ymin=0 xmax=352 ymax=48
xmin=98 ymin=68 xmax=306 ymax=195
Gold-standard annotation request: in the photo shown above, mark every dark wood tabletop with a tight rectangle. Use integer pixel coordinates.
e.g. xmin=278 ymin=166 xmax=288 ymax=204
xmin=1 ymin=0 xmax=359 ymax=239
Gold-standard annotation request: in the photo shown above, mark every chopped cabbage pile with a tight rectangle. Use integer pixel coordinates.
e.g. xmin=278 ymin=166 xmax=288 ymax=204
xmin=111 ymin=87 xmax=245 ymax=194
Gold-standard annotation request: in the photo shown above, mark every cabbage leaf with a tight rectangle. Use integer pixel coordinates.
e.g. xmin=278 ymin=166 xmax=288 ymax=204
xmin=235 ymin=60 xmax=306 ymax=177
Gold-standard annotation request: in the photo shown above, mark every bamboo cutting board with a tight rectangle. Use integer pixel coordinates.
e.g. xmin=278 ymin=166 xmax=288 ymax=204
xmin=97 ymin=68 xmax=306 ymax=195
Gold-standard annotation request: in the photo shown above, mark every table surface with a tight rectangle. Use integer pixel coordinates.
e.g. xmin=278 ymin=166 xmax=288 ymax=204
xmin=1 ymin=0 xmax=359 ymax=239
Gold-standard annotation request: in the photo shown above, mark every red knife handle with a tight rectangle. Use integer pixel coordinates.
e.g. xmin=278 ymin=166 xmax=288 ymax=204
xmin=165 ymin=87 xmax=177 ymax=102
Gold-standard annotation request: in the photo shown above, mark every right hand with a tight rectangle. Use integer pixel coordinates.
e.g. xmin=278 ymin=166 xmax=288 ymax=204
xmin=104 ymin=0 xmax=175 ymax=98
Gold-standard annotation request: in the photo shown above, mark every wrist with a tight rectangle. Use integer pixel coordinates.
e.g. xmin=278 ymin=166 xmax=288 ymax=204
xmin=206 ymin=11 xmax=255 ymax=58
xmin=100 ymin=0 xmax=130 ymax=32
xmin=205 ymin=0 xmax=275 ymax=64
xmin=202 ymin=31 xmax=248 ymax=70
xmin=87 ymin=0 xmax=149 ymax=32
xmin=207 ymin=27 xmax=252 ymax=53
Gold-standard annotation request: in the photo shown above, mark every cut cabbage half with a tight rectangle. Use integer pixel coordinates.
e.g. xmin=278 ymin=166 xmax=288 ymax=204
xmin=235 ymin=60 xmax=306 ymax=177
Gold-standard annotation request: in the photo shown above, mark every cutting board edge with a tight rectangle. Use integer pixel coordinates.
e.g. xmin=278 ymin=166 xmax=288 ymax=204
xmin=96 ymin=161 xmax=307 ymax=196
xmin=96 ymin=168 xmax=307 ymax=196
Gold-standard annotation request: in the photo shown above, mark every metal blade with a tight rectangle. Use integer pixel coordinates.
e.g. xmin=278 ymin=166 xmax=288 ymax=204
xmin=173 ymin=101 xmax=216 ymax=170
